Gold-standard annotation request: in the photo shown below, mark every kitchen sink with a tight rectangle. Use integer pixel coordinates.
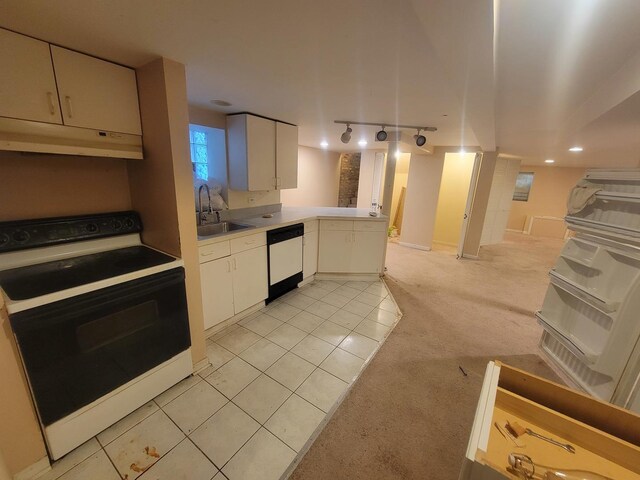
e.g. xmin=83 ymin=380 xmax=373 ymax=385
xmin=197 ymin=221 xmax=254 ymax=237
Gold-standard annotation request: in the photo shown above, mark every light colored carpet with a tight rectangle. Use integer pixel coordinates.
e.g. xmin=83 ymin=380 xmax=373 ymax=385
xmin=290 ymin=233 xmax=565 ymax=480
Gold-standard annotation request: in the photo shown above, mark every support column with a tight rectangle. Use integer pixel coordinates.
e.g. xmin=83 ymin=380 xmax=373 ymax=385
xmin=381 ymin=142 xmax=398 ymax=217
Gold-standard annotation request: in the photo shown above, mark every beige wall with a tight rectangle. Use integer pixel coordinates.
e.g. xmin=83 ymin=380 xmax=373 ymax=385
xmin=507 ymin=165 xmax=586 ymax=232
xmin=133 ymin=58 xmax=206 ymax=366
xmin=389 ymin=154 xmax=410 ymax=229
xmin=0 ymin=152 xmax=131 ymax=221
xmin=432 ymin=152 xmax=477 ymax=246
xmin=399 ymin=152 xmax=445 ymax=250
xmin=281 ymin=146 xmax=340 ymax=207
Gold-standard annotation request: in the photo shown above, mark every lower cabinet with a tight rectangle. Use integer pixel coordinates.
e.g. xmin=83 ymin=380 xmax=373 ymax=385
xmin=200 ymin=256 xmax=235 ymax=330
xmin=303 ymin=229 xmax=319 ymax=279
xmin=232 ymin=245 xmax=268 ymax=313
xmin=200 ymin=243 xmax=268 ymax=330
xmin=318 ymin=220 xmax=387 ymax=274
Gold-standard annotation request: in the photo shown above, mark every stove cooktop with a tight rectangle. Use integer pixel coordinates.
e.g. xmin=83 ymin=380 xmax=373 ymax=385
xmin=0 ymin=246 xmax=176 ymax=300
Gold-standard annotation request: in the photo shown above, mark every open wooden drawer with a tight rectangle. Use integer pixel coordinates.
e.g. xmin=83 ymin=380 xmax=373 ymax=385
xmin=459 ymin=361 xmax=640 ymax=479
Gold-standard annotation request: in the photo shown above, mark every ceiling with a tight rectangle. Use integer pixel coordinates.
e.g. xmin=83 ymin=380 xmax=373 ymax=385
xmin=1 ymin=0 xmax=639 ymax=168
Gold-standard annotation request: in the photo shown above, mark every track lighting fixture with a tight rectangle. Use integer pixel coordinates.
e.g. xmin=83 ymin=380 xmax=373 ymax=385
xmin=340 ymin=124 xmax=352 ymax=144
xmin=334 ymin=120 xmax=436 ymax=144
xmin=376 ymin=127 xmax=388 ymax=142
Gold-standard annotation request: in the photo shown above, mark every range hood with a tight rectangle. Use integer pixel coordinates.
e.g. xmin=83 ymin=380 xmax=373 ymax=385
xmin=0 ymin=117 xmax=143 ymax=159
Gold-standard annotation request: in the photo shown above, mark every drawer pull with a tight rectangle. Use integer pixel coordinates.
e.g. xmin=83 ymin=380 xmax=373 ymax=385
xmin=201 ymin=251 xmax=217 ymax=256
xmin=245 ymin=239 xmax=256 ymax=244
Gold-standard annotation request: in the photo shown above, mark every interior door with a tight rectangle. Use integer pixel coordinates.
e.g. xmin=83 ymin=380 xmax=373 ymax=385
xmin=457 ymin=153 xmax=483 ymax=258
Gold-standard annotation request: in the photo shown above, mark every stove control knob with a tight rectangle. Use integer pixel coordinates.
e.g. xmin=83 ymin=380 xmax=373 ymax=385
xmin=123 ymin=218 xmax=135 ymax=229
xmin=0 ymin=233 xmax=9 ymax=247
xmin=85 ymin=223 xmax=98 ymax=233
xmin=113 ymin=220 xmax=123 ymax=230
xmin=13 ymin=230 xmax=30 ymax=243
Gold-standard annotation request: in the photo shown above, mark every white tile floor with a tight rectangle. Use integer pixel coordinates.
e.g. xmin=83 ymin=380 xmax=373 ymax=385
xmin=41 ymin=279 xmax=400 ymax=480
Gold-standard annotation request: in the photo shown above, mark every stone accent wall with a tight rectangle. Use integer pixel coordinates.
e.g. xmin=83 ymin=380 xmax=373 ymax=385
xmin=338 ymin=153 xmax=361 ymax=208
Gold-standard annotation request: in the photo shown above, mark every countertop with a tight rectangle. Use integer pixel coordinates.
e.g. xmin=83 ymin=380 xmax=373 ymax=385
xmin=198 ymin=206 xmax=388 ymax=246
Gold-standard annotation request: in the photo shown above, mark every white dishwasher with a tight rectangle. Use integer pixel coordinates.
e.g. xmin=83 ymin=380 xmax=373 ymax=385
xmin=267 ymin=223 xmax=304 ymax=303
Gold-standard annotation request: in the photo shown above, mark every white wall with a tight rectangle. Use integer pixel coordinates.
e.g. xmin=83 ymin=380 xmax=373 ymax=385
xmin=399 ymin=153 xmax=445 ymax=250
xmin=281 ymin=146 xmax=341 ymax=207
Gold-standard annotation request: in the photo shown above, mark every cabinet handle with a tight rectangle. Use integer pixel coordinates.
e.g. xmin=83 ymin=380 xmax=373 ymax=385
xmin=65 ymin=95 xmax=74 ymax=118
xmin=233 ymin=258 xmax=237 ymax=270
xmin=201 ymin=251 xmax=217 ymax=257
xmin=46 ymin=92 xmax=56 ymax=115
xmin=227 ymin=260 xmax=231 ymax=272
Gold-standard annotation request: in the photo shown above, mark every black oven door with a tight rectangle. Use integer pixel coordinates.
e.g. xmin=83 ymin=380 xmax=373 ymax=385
xmin=10 ymin=267 xmax=190 ymax=427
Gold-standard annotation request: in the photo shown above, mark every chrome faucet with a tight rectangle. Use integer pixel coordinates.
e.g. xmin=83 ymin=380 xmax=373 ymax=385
xmin=198 ymin=184 xmax=212 ymax=226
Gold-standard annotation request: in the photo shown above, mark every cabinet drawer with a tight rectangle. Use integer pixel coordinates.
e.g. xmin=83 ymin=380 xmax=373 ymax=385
xmin=230 ymin=232 xmax=266 ymax=254
xmin=199 ymin=241 xmax=231 ymax=263
xmin=320 ymin=220 xmax=353 ymax=231
xmin=354 ymin=220 xmax=387 ymax=232
xmin=304 ymin=220 xmax=319 ymax=233
xmin=460 ymin=361 xmax=640 ymax=479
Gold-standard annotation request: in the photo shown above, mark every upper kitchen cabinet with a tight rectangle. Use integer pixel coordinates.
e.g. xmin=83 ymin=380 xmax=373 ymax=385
xmin=276 ymin=122 xmax=298 ymax=189
xmin=227 ymin=113 xmax=298 ymax=191
xmin=50 ymin=46 xmax=142 ymax=135
xmin=0 ymin=29 xmax=62 ymax=124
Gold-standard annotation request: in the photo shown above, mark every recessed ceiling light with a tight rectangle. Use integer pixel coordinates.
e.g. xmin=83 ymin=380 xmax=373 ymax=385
xmin=320 ymin=140 xmax=329 ymax=148
xmin=569 ymin=146 xmax=583 ymax=152
xmin=358 ymin=139 xmax=368 ymax=147
xmin=545 ymin=159 xmax=555 ymax=164
xmin=210 ymin=99 xmax=232 ymax=107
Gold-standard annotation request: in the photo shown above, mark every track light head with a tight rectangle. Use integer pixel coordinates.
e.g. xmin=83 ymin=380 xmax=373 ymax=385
xmin=414 ymin=129 xmax=427 ymax=147
xmin=340 ymin=124 xmax=352 ymax=144
xmin=376 ymin=126 xmax=387 ymax=142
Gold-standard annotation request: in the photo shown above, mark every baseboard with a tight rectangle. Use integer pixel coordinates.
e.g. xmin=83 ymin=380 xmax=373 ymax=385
xmin=461 ymin=253 xmax=479 ymax=259
xmin=204 ymin=301 xmax=265 ymax=340
xmin=297 ymin=275 xmax=315 ymax=287
xmin=398 ymin=242 xmax=431 ymax=251
xmin=192 ymin=358 xmax=210 ymax=375
xmin=505 ymin=228 xmax=524 ymax=233
xmin=14 ymin=456 xmax=50 ymax=480
xmin=315 ymin=273 xmax=381 ymax=282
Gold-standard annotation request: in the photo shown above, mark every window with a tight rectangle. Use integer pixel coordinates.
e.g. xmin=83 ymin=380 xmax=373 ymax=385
xmin=513 ymin=172 xmax=534 ymax=201
xmin=189 ymin=126 xmax=208 ymax=181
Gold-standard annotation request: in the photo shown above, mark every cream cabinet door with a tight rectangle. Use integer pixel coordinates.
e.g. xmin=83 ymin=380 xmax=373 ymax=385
xmin=232 ymin=245 xmax=268 ymax=313
xmin=351 ymin=231 xmax=386 ymax=273
xmin=51 ymin=46 xmax=142 ymax=135
xmin=276 ymin=122 xmax=298 ymax=189
xmin=303 ymin=230 xmax=319 ymax=279
xmin=318 ymin=230 xmax=353 ymax=273
xmin=0 ymin=29 xmax=62 ymax=124
xmin=246 ymin=115 xmax=276 ymax=191
xmin=200 ymin=257 xmax=235 ymax=330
